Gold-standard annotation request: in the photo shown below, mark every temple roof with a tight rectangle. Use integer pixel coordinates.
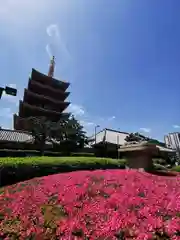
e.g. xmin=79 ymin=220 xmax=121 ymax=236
xmin=19 ymin=101 xmax=70 ymax=119
xmin=23 ymin=89 xmax=70 ymax=109
xmin=0 ymin=128 xmax=33 ymax=143
xmin=31 ymin=68 xmax=70 ymax=91
xmin=0 ymin=128 xmax=52 ymax=145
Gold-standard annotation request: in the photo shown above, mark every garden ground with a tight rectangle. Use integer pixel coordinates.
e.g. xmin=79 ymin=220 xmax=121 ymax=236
xmin=0 ymin=157 xmax=180 ymax=239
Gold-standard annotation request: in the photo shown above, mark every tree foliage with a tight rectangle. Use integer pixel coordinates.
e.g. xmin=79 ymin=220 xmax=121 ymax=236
xmin=125 ymin=132 xmax=150 ymax=143
xmin=53 ymin=115 xmax=88 ymax=153
xmin=27 ymin=116 xmax=58 ymax=155
xmin=28 ymin=115 xmax=87 ymax=155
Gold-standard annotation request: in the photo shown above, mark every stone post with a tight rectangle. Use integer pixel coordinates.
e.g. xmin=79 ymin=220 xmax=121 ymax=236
xmin=118 ymin=142 xmax=158 ymax=171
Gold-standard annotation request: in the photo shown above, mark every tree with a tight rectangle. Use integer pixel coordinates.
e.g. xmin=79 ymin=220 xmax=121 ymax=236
xmin=28 ymin=115 xmax=88 ymax=155
xmin=125 ymin=132 xmax=150 ymax=143
xmin=28 ymin=116 xmax=62 ymax=155
xmin=53 ymin=115 xmax=88 ymax=153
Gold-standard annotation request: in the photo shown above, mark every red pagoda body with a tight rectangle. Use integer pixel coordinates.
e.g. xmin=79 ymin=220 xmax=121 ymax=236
xmin=14 ymin=58 xmax=70 ymax=131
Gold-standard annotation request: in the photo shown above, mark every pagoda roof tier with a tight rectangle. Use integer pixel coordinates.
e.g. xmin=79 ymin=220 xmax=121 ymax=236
xmin=28 ymin=79 xmax=70 ymax=101
xmin=31 ymin=68 xmax=70 ymax=91
xmin=23 ymin=89 xmax=70 ymax=112
xmin=18 ymin=101 xmax=70 ymax=121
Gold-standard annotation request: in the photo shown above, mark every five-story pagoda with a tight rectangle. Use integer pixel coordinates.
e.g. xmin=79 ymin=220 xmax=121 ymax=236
xmin=14 ymin=56 xmax=70 ymax=131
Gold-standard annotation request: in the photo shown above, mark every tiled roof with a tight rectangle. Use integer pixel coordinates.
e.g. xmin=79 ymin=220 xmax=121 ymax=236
xmin=31 ymin=68 xmax=70 ymax=89
xmin=0 ymin=129 xmax=34 ymax=143
xmin=0 ymin=129 xmax=53 ymax=145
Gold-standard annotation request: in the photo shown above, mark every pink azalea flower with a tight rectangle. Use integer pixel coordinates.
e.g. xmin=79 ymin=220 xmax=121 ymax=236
xmin=0 ymin=169 xmax=179 ymax=239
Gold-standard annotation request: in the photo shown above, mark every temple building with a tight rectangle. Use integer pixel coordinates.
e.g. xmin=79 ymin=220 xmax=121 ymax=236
xmin=14 ymin=56 xmax=70 ymax=131
xmin=88 ymin=128 xmax=176 ymax=159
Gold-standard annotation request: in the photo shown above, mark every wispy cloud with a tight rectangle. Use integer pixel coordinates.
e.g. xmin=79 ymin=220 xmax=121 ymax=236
xmin=108 ymin=116 xmax=116 ymax=121
xmin=139 ymin=127 xmax=151 ymax=133
xmin=68 ymin=104 xmax=85 ymax=117
xmin=80 ymin=120 xmax=95 ymax=127
xmin=46 ymin=24 xmax=71 ymax=62
xmin=67 ymin=103 xmax=117 ymax=135
xmin=46 ymin=24 xmax=59 ymax=59
xmin=45 ymin=44 xmax=52 ymax=59
xmin=173 ymin=125 xmax=180 ymax=129
xmin=47 ymin=24 xmax=60 ymax=38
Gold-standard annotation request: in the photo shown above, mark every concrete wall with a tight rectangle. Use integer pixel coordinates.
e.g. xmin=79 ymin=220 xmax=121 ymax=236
xmin=105 ymin=130 xmax=129 ymax=145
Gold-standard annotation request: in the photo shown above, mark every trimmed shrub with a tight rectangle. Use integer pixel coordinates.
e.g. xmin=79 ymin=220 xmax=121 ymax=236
xmin=0 ymin=149 xmax=95 ymax=158
xmin=172 ymin=165 xmax=180 ymax=172
xmin=0 ymin=157 xmax=126 ymax=187
xmin=71 ymin=152 xmax=95 ymax=157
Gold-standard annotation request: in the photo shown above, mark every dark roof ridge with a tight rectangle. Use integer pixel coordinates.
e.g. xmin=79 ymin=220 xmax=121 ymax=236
xmin=105 ymin=128 xmax=129 ymax=134
xmin=31 ymin=68 xmax=70 ymax=86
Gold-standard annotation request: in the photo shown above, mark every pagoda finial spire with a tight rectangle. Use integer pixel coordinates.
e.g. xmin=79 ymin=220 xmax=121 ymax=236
xmin=48 ymin=56 xmax=55 ymax=78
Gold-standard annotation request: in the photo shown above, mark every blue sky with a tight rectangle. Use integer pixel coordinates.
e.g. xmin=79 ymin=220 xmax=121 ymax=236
xmin=0 ymin=0 xmax=180 ymax=140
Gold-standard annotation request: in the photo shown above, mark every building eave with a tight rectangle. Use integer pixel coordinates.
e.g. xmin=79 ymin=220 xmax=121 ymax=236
xmin=31 ymin=68 xmax=70 ymax=91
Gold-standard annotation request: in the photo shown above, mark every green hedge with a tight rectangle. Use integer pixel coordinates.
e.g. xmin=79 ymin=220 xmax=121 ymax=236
xmin=171 ymin=165 xmax=180 ymax=172
xmin=0 ymin=149 xmax=95 ymax=158
xmin=70 ymin=152 xmax=95 ymax=157
xmin=0 ymin=157 xmax=126 ymax=187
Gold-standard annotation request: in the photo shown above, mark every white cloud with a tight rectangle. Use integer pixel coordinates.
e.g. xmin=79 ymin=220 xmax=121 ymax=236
xmin=173 ymin=125 xmax=180 ymax=129
xmin=68 ymin=104 xmax=85 ymax=117
xmin=45 ymin=44 xmax=52 ymax=59
xmin=80 ymin=120 xmax=95 ymax=127
xmin=0 ymin=108 xmax=12 ymax=118
xmin=139 ymin=127 xmax=151 ymax=133
xmin=47 ymin=24 xmax=60 ymax=38
xmin=46 ymin=24 xmax=71 ymax=61
xmin=108 ymin=116 xmax=116 ymax=121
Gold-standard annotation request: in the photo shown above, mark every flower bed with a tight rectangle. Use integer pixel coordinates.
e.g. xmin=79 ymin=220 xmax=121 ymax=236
xmin=0 ymin=170 xmax=180 ymax=239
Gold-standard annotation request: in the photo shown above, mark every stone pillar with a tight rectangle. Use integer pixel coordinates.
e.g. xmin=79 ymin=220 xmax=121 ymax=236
xmin=119 ymin=142 xmax=158 ymax=171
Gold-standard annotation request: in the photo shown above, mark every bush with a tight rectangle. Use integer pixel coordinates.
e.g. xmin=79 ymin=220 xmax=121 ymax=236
xmin=0 ymin=157 xmax=126 ymax=187
xmin=172 ymin=165 xmax=180 ymax=172
xmin=153 ymin=158 xmax=166 ymax=165
xmin=71 ymin=152 xmax=95 ymax=157
xmin=0 ymin=149 xmax=95 ymax=158
xmin=0 ymin=149 xmax=41 ymax=157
